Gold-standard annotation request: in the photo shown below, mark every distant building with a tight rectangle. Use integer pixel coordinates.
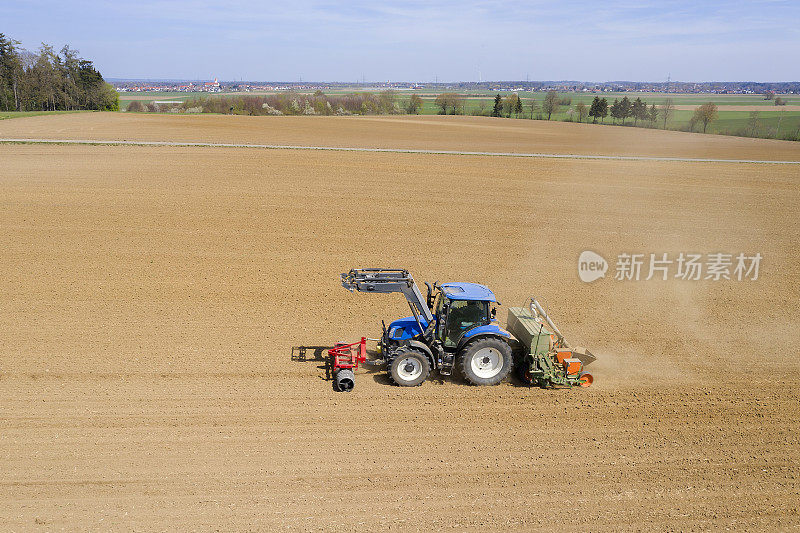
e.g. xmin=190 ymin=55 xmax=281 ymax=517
xmin=203 ymin=78 xmax=221 ymax=92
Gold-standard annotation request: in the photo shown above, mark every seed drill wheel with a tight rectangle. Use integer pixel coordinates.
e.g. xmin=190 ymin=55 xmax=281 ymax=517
xmin=388 ymin=348 xmax=430 ymax=387
xmin=578 ymin=372 xmax=593 ymax=388
xmin=517 ymin=363 xmax=534 ymax=386
xmin=459 ymin=337 xmax=513 ymax=386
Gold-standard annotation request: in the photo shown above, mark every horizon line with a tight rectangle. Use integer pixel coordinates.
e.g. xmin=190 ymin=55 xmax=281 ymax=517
xmin=107 ymin=78 xmax=800 ymax=85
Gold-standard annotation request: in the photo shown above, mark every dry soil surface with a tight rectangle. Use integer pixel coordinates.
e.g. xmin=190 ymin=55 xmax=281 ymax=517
xmin=3 ymin=112 xmax=800 ymax=161
xmin=1 ymin=114 xmax=799 ymax=531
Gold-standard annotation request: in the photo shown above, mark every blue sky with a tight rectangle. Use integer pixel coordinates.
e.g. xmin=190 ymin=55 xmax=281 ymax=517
xmin=5 ymin=0 xmax=799 ymax=81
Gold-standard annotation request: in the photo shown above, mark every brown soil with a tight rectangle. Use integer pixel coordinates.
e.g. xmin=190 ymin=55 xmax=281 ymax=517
xmin=2 ymin=112 xmax=800 ymax=161
xmin=1 ymin=115 xmax=799 ymax=530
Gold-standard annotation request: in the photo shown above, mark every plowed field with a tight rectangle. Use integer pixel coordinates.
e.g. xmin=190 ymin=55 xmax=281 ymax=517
xmin=1 ymin=114 xmax=798 ymax=531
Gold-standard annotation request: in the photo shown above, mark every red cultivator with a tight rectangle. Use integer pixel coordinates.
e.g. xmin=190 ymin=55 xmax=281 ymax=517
xmin=328 ymin=337 xmax=367 ymax=392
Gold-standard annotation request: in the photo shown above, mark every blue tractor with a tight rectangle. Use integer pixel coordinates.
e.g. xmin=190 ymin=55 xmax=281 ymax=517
xmin=341 ymin=268 xmax=515 ymax=387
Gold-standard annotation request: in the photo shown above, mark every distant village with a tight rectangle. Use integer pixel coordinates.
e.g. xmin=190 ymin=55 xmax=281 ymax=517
xmin=116 ymin=78 xmax=224 ymax=93
xmin=112 ymin=79 xmax=800 ymax=95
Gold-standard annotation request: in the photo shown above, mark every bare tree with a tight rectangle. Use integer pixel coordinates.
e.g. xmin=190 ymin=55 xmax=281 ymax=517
xmin=503 ymin=93 xmax=522 ymax=117
xmin=775 ymin=108 xmax=785 ymax=138
xmin=126 ymin=100 xmax=145 ymax=112
xmin=434 ymin=93 xmax=464 ymax=115
xmin=659 ymin=98 xmax=675 ymax=129
xmin=378 ymin=90 xmax=397 ymax=113
xmin=452 ymin=93 xmax=462 ymax=114
xmin=542 ymin=90 xmax=559 ymax=120
xmin=450 ymin=93 xmax=465 ymax=115
xmin=407 ymin=93 xmax=423 ymax=114
xmin=501 ymin=95 xmax=512 ymax=117
xmin=434 ymin=93 xmax=449 ymax=114
xmin=575 ymin=101 xmax=588 ymax=123
xmin=528 ymin=99 xmax=539 ymax=119
xmin=745 ymin=111 xmax=761 ymax=137
xmin=692 ymin=102 xmax=718 ymax=133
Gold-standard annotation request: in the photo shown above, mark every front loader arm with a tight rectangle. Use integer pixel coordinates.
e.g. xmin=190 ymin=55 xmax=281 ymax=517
xmin=341 ymin=268 xmax=434 ymax=323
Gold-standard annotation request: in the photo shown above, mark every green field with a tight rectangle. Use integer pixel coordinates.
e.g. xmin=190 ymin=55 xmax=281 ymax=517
xmin=0 ymin=110 xmax=88 ymax=121
xmin=398 ymin=92 xmax=800 ymax=139
xmin=10 ymin=88 xmax=800 ymax=141
xmin=670 ymin=108 xmax=800 ymax=137
xmin=120 ymin=90 xmax=800 ymax=106
xmin=116 ymin=89 xmax=800 ymax=140
xmin=434 ymin=91 xmax=800 ymax=106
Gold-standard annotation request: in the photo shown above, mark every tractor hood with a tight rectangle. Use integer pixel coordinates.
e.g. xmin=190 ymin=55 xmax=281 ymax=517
xmin=387 ymin=315 xmax=430 ymax=341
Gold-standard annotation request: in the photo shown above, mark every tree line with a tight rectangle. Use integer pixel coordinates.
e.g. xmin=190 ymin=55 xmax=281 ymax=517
xmin=592 ymin=95 xmax=717 ymax=133
xmin=130 ymin=90 xmax=425 ymax=116
xmin=0 ymin=33 xmax=118 ymax=112
xmin=587 ymin=95 xmax=660 ymax=127
xmin=483 ymin=91 xmax=720 ymax=133
xmin=138 ymin=88 xmax=722 ymax=134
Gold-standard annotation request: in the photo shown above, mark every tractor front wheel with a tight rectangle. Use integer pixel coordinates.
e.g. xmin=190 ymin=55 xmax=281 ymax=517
xmin=460 ymin=337 xmax=513 ymax=386
xmin=388 ymin=348 xmax=430 ymax=387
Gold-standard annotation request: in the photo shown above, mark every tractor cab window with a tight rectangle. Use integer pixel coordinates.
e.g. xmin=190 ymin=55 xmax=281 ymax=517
xmin=433 ymin=292 xmax=444 ymax=318
xmin=443 ymin=299 xmax=488 ymax=348
xmin=434 ymin=292 xmax=446 ymax=341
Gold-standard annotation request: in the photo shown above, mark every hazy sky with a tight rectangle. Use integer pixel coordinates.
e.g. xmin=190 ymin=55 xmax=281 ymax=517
xmin=5 ymin=0 xmax=799 ymax=82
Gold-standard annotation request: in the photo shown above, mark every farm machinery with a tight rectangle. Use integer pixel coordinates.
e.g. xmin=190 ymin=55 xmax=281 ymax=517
xmin=330 ymin=268 xmax=595 ymax=391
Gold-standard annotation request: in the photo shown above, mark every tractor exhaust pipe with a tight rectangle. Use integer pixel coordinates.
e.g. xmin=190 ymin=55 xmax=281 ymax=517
xmin=334 ymin=369 xmax=356 ymax=392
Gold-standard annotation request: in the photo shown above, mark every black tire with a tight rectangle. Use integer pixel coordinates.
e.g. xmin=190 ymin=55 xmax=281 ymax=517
xmin=459 ymin=337 xmax=513 ymax=386
xmin=516 ymin=361 xmax=534 ymax=386
xmin=388 ymin=347 xmax=430 ymax=387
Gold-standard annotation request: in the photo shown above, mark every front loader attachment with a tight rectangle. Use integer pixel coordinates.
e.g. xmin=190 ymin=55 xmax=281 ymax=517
xmin=341 ymin=268 xmax=434 ymax=324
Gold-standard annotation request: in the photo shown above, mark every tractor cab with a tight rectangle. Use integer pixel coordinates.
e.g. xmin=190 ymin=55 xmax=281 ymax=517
xmin=385 ymin=282 xmax=498 ymax=348
xmin=432 ymin=282 xmax=497 ymax=350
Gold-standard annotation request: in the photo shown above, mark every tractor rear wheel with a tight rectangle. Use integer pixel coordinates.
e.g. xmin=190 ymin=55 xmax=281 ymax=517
xmin=388 ymin=348 xmax=430 ymax=387
xmin=460 ymin=337 xmax=513 ymax=386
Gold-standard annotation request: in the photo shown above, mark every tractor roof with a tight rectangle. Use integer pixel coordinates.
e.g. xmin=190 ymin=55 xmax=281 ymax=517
xmin=441 ymin=282 xmax=498 ymax=302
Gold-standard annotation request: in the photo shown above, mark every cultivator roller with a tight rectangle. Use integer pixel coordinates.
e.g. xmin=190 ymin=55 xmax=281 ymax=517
xmin=328 ymin=337 xmax=367 ymax=392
